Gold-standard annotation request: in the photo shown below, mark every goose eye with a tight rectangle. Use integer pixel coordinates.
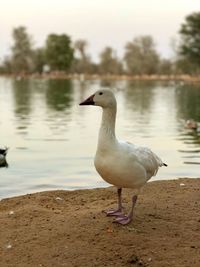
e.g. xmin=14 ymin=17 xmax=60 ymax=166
xmin=99 ymin=92 xmax=103 ymax=95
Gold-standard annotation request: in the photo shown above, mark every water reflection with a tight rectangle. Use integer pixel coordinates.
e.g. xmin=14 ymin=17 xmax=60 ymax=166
xmin=178 ymin=128 xmax=200 ymax=165
xmin=11 ymin=78 xmax=74 ymax=136
xmin=124 ymin=81 xmax=156 ymax=113
xmin=12 ymin=78 xmax=33 ymax=120
xmin=46 ymin=79 xmax=72 ymax=111
xmin=12 ymin=79 xmax=32 ymax=135
xmin=120 ymin=81 xmax=157 ymax=135
xmin=175 ymin=83 xmax=200 ymax=121
xmin=174 ymin=83 xmax=200 ymax=165
xmin=100 ymin=79 xmax=118 ymax=88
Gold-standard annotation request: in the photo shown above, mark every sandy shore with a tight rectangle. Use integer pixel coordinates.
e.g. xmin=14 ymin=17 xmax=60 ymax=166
xmin=0 ymin=178 xmax=199 ymax=267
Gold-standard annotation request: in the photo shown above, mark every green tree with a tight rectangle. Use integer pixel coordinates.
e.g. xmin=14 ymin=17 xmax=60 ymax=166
xmin=99 ymin=46 xmax=123 ymax=75
xmin=32 ymin=48 xmax=46 ymax=73
xmin=179 ymin=12 xmax=200 ymax=67
xmin=124 ymin=36 xmax=160 ymax=75
xmin=45 ymin=34 xmax=74 ymax=71
xmin=72 ymin=39 xmax=93 ymax=74
xmin=158 ymin=59 xmax=173 ymax=75
xmin=11 ymin=26 xmax=34 ymax=73
xmin=0 ymin=57 xmax=12 ymax=73
xmin=174 ymin=58 xmax=198 ymax=74
xmin=74 ymin=39 xmax=88 ymax=59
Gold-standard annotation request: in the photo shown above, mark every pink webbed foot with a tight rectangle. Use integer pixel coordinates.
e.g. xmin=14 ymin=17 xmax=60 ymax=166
xmin=103 ymin=188 xmax=124 ymax=217
xmin=113 ymin=215 xmax=132 ymax=225
xmin=113 ymin=195 xmax=138 ymax=225
xmin=103 ymin=208 xmax=124 ymax=217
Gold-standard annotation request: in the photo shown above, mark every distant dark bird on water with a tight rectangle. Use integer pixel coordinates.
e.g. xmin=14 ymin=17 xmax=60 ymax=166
xmin=0 ymin=147 xmax=8 ymax=168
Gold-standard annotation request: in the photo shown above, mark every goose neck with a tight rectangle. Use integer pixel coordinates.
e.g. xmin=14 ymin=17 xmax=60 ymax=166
xmin=98 ymin=106 xmax=117 ymax=144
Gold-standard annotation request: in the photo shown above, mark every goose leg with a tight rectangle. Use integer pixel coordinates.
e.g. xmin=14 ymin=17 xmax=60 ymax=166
xmin=114 ymin=195 xmax=138 ymax=225
xmin=104 ymin=188 xmax=124 ymax=216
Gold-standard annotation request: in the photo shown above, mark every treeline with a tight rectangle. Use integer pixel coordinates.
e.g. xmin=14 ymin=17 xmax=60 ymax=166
xmin=0 ymin=11 xmax=199 ymax=76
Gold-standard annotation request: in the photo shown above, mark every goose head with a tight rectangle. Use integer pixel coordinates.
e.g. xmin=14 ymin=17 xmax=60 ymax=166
xmin=79 ymin=89 xmax=116 ymax=109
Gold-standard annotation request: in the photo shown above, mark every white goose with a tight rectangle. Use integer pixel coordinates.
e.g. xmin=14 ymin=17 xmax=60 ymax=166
xmin=80 ymin=89 xmax=167 ymax=225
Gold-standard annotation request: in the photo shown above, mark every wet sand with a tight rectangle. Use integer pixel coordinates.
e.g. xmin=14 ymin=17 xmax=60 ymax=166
xmin=0 ymin=178 xmax=199 ymax=267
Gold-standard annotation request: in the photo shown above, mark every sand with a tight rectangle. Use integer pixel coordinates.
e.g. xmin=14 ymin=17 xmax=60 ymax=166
xmin=0 ymin=178 xmax=199 ymax=267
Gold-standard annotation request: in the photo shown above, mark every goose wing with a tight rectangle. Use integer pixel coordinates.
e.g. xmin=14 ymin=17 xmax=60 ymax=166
xmin=121 ymin=141 xmax=166 ymax=179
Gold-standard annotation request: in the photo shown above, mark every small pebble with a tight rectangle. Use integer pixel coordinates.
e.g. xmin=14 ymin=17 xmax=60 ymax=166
xmin=8 ymin=211 xmax=14 ymax=215
xmin=55 ymin=197 xmax=63 ymax=201
xmin=6 ymin=244 xmax=12 ymax=249
xmin=54 ymin=210 xmax=62 ymax=214
xmin=180 ymin=183 xmax=185 ymax=186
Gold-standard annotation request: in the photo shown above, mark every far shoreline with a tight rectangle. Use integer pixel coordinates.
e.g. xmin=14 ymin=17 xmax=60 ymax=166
xmin=1 ymin=73 xmax=200 ymax=83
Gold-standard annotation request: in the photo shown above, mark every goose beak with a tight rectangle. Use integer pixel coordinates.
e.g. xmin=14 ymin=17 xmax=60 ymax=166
xmin=79 ymin=94 xmax=95 ymax=105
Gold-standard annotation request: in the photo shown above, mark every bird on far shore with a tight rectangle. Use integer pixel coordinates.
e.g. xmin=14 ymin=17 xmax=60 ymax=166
xmin=185 ymin=119 xmax=200 ymax=133
xmin=80 ymin=89 xmax=167 ymax=225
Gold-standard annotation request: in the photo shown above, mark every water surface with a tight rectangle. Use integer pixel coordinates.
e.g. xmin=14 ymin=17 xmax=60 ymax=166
xmin=0 ymin=77 xmax=199 ymax=198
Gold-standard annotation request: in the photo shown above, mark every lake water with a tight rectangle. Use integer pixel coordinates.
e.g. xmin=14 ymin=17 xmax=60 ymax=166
xmin=0 ymin=77 xmax=200 ymax=198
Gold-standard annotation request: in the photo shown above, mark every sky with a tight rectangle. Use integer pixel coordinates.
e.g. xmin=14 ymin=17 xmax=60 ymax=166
xmin=0 ymin=0 xmax=200 ymax=62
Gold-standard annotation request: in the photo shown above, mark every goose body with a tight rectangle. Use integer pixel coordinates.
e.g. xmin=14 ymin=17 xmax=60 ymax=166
xmin=80 ymin=89 xmax=167 ymax=225
xmin=95 ymin=141 xmax=164 ymax=189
